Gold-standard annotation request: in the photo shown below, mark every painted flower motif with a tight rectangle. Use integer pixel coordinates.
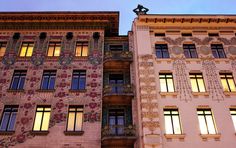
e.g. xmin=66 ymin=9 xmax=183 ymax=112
xmin=89 ymin=103 xmax=97 ymax=109
xmin=90 ymin=83 xmax=97 ymax=87
xmin=21 ymin=117 xmax=29 ymax=125
xmin=16 ymin=134 xmax=26 ymax=143
xmin=91 ymin=74 xmax=98 ymax=78
xmin=27 ymin=90 xmax=34 ymax=95
xmin=30 ymin=77 xmax=37 ymax=82
xmin=53 ymin=113 xmax=65 ymax=123
xmin=24 ymin=103 xmax=32 ymax=109
xmin=56 ymin=102 xmax=64 ymax=109
xmin=57 ymin=92 xmax=66 ymax=98
xmin=0 ymin=79 xmax=6 ymax=83
xmin=89 ymin=92 xmax=97 ymax=98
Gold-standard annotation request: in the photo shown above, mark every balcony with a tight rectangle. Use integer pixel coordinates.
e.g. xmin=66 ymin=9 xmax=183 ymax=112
xmin=103 ymin=51 xmax=133 ymax=69
xmin=103 ymin=84 xmax=134 ymax=105
xmin=102 ymin=125 xmax=136 ymax=148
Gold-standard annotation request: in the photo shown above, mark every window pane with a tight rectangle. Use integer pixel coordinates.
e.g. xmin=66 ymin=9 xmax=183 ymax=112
xmin=75 ymin=112 xmax=83 ymax=131
xmin=0 ymin=112 xmax=10 ymax=131
xmin=47 ymin=47 xmax=54 ymax=56
xmin=8 ymin=113 xmax=17 ymax=131
xmin=79 ymin=78 xmax=86 ymax=90
xmin=48 ymin=77 xmax=55 ymax=89
xmin=72 ymin=77 xmax=79 ymax=89
xmin=228 ymin=79 xmax=236 ymax=92
xmin=33 ymin=112 xmax=43 ymax=131
xmin=82 ymin=46 xmax=88 ymax=56
xmin=0 ymin=46 xmax=6 ymax=56
xmin=198 ymin=116 xmax=208 ymax=134
xmin=20 ymin=47 xmax=27 ymax=57
xmin=76 ymin=46 xmax=82 ymax=56
xmin=42 ymin=77 xmax=49 ymax=89
xmin=206 ymin=115 xmax=216 ymax=134
xmin=173 ymin=116 xmax=181 ymax=134
xmin=26 ymin=47 xmax=33 ymax=57
xmin=167 ymin=79 xmax=174 ymax=92
xmin=231 ymin=115 xmax=236 ymax=131
xmin=67 ymin=112 xmax=75 ymax=131
xmin=54 ymin=47 xmax=60 ymax=56
xmin=164 ymin=116 xmax=173 ymax=134
xmin=18 ymin=77 xmax=25 ymax=90
xmin=160 ymin=79 xmax=167 ymax=92
xmin=41 ymin=112 xmax=50 ymax=131
xmin=221 ymin=79 xmax=229 ymax=91
xmin=11 ymin=77 xmax=19 ymax=89
xmin=198 ymin=79 xmax=206 ymax=92
xmin=190 ymin=79 xmax=198 ymax=92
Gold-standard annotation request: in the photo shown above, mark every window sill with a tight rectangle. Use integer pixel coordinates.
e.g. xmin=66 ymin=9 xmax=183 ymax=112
xmin=31 ymin=131 xmax=49 ymax=135
xmin=155 ymin=58 xmax=172 ymax=63
xmin=7 ymin=89 xmax=25 ymax=93
xmin=17 ymin=57 xmax=32 ymax=60
xmin=69 ymin=89 xmax=86 ymax=93
xmin=200 ymin=133 xmax=221 ymax=141
xmin=192 ymin=92 xmax=209 ymax=96
xmin=164 ymin=134 xmax=185 ymax=139
xmin=64 ymin=131 xmax=84 ymax=136
xmin=159 ymin=92 xmax=178 ymax=97
xmin=36 ymin=89 xmax=55 ymax=93
xmin=214 ymin=58 xmax=230 ymax=63
xmin=223 ymin=91 xmax=236 ymax=96
xmin=0 ymin=131 xmax=15 ymax=135
xmin=185 ymin=58 xmax=201 ymax=62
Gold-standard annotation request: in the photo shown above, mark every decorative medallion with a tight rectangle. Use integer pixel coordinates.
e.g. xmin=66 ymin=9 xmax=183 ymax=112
xmin=199 ymin=46 xmax=211 ymax=55
xmin=228 ymin=46 xmax=236 ymax=55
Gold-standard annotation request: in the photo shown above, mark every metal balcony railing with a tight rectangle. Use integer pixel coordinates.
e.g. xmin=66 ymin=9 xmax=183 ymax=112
xmin=104 ymin=51 xmax=133 ymax=61
xmin=103 ymin=84 xmax=133 ymax=96
xmin=102 ymin=125 xmax=136 ymax=138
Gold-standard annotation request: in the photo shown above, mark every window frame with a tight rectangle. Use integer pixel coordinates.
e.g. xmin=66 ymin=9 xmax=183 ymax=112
xmin=189 ymin=73 xmax=206 ymax=92
xmin=155 ymin=44 xmax=170 ymax=58
xmin=66 ymin=105 xmax=84 ymax=132
xmin=163 ymin=108 xmax=182 ymax=134
xmin=40 ymin=70 xmax=57 ymax=90
xmin=220 ymin=73 xmax=236 ymax=92
xmin=183 ymin=44 xmax=198 ymax=58
xmin=9 ymin=70 xmax=27 ymax=90
xmin=47 ymin=42 xmax=61 ymax=57
xmin=211 ymin=44 xmax=226 ymax=58
xmin=159 ymin=73 xmax=175 ymax=92
xmin=108 ymin=108 xmax=126 ymax=135
xmin=0 ymin=42 xmax=7 ymax=57
xmin=19 ymin=42 xmax=34 ymax=57
xmin=71 ymin=70 xmax=86 ymax=90
xmin=230 ymin=108 xmax=236 ymax=132
xmin=32 ymin=105 xmax=51 ymax=132
xmin=0 ymin=105 xmax=18 ymax=132
xmin=75 ymin=41 xmax=89 ymax=57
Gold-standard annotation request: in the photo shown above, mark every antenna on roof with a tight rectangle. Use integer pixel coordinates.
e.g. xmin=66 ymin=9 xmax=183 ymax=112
xmin=133 ymin=4 xmax=149 ymax=15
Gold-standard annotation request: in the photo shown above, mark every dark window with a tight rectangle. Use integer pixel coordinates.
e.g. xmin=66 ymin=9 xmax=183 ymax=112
xmin=66 ymin=106 xmax=83 ymax=131
xmin=155 ymin=44 xmax=169 ymax=58
xmin=41 ymin=70 xmax=56 ymax=90
xmin=47 ymin=42 xmax=61 ymax=57
xmin=181 ymin=33 xmax=192 ymax=37
xmin=159 ymin=73 xmax=175 ymax=92
xmin=75 ymin=42 xmax=88 ymax=57
xmin=220 ymin=73 xmax=236 ymax=92
xmin=164 ymin=109 xmax=182 ymax=134
xmin=155 ymin=33 xmax=165 ymax=37
xmin=71 ymin=70 xmax=86 ymax=90
xmin=33 ymin=106 xmax=51 ymax=131
xmin=183 ymin=44 xmax=198 ymax=58
xmin=0 ymin=105 xmax=18 ymax=132
xmin=10 ymin=70 xmax=27 ymax=90
xmin=109 ymin=74 xmax=124 ymax=93
xmin=211 ymin=44 xmax=226 ymax=58
xmin=108 ymin=109 xmax=125 ymax=135
xmin=0 ymin=42 xmax=7 ymax=57
xmin=109 ymin=45 xmax=123 ymax=51
xmin=208 ymin=33 xmax=219 ymax=37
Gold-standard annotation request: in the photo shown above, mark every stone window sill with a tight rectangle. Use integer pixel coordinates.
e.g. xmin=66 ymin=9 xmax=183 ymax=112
xmin=192 ymin=92 xmax=209 ymax=96
xmin=164 ymin=134 xmax=185 ymax=139
xmin=69 ymin=89 xmax=87 ymax=93
xmin=223 ymin=91 xmax=236 ymax=96
xmin=36 ymin=89 xmax=55 ymax=93
xmin=31 ymin=131 xmax=49 ymax=135
xmin=155 ymin=58 xmax=172 ymax=63
xmin=7 ymin=89 xmax=25 ymax=93
xmin=200 ymin=133 xmax=221 ymax=141
xmin=17 ymin=57 xmax=32 ymax=60
xmin=0 ymin=131 xmax=15 ymax=135
xmin=64 ymin=131 xmax=84 ymax=136
xmin=214 ymin=58 xmax=229 ymax=62
xmin=160 ymin=92 xmax=178 ymax=97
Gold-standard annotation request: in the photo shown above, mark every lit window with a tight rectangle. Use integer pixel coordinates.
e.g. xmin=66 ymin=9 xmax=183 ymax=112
xmin=190 ymin=73 xmax=206 ymax=92
xmin=155 ymin=44 xmax=170 ymax=58
xmin=220 ymin=73 xmax=236 ymax=92
xmin=41 ymin=70 xmax=56 ymax=90
xmin=10 ymin=70 xmax=27 ymax=90
xmin=19 ymin=42 xmax=34 ymax=57
xmin=0 ymin=42 xmax=7 ymax=57
xmin=211 ymin=44 xmax=226 ymax=58
xmin=159 ymin=73 xmax=175 ymax=92
xmin=71 ymin=70 xmax=86 ymax=90
xmin=33 ymin=106 xmax=51 ymax=131
xmin=230 ymin=108 xmax=236 ymax=131
xmin=66 ymin=106 xmax=83 ymax=131
xmin=197 ymin=109 xmax=217 ymax=134
xmin=109 ymin=45 xmax=123 ymax=51
xmin=75 ymin=42 xmax=88 ymax=57
xmin=164 ymin=109 xmax=182 ymax=134
xmin=47 ymin=42 xmax=61 ymax=57
xmin=0 ymin=105 xmax=18 ymax=132
xmin=183 ymin=44 xmax=198 ymax=58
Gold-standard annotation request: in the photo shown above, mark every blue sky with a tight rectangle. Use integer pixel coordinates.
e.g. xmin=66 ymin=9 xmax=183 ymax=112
xmin=1 ymin=0 xmax=236 ymax=35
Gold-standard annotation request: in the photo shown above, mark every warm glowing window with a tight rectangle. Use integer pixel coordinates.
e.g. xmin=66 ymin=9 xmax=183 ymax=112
xmin=183 ymin=44 xmax=198 ymax=58
xmin=71 ymin=70 xmax=86 ymax=90
xmin=159 ymin=73 xmax=175 ymax=92
xmin=66 ymin=106 xmax=83 ymax=131
xmin=19 ymin=42 xmax=34 ymax=57
xmin=230 ymin=109 xmax=236 ymax=131
xmin=41 ymin=70 xmax=56 ymax=90
xmin=164 ymin=109 xmax=182 ymax=134
xmin=211 ymin=44 xmax=226 ymax=58
xmin=33 ymin=106 xmax=51 ymax=131
xmin=47 ymin=42 xmax=61 ymax=57
xmin=220 ymin=73 xmax=236 ymax=92
xmin=155 ymin=44 xmax=169 ymax=58
xmin=0 ymin=105 xmax=18 ymax=132
xmin=75 ymin=42 xmax=88 ymax=57
xmin=10 ymin=70 xmax=27 ymax=90
xmin=190 ymin=73 xmax=206 ymax=92
xmin=0 ymin=42 xmax=7 ymax=57
xmin=197 ymin=109 xmax=217 ymax=134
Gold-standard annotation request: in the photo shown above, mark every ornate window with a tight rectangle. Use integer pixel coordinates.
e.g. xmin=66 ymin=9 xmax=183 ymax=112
xmin=71 ymin=70 xmax=86 ymax=90
xmin=230 ymin=108 xmax=236 ymax=131
xmin=220 ymin=73 xmax=236 ymax=92
xmin=0 ymin=105 xmax=18 ymax=132
xmin=66 ymin=106 xmax=83 ymax=132
xmin=197 ymin=109 xmax=217 ymax=134
xmin=211 ymin=44 xmax=226 ymax=58
xmin=33 ymin=106 xmax=51 ymax=131
xmin=0 ymin=42 xmax=7 ymax=57
xmin=75 ymin=42 xmax=88 ymax=57
xmin=19 ymin=42 xmax=34 ymax=57
xmin=164 ymin=109 xmax=182 ymax=134
xmin=155 ymin=44 xmax=170 ymax=58
xmin=183 ymin=44 xmax=198 ymax=58
xmin=10 ymin=70 xmax=27 ymax=90
xmin=189 ymin=73 xmax=206 ymax=92
xmin=41 ymin=70 xmax=56 ymax=90
xmin=159 ymin=73 xmax=175 ymax=92
xmin=47 ymin=42 xmax=61 ymax=57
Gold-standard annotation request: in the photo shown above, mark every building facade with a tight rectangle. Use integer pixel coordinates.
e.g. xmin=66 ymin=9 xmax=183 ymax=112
xmin=132 ymin=9 xmax=236 ymax=148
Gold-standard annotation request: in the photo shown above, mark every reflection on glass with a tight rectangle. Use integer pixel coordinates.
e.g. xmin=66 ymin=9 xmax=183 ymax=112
xmin=33 ymin=106 xmax=51 ymax=131
xmin=220 ymin=73 xmax=236 ymax=92
xmin=19 ymin=43 xmax=34 ymax=57
xmin=197 ymin=109 xmax=217 ymax=134
xmin=47 ymin=42 xmax=61 ymax=57
xmin=0 ymin=106 xmax=18 ymax=131
xmin=164 ymin=109 xmax=182 ymax=134
xmin=159 ymin=74 xmax=175 ymax=92
xmin=190 ymin=73 xmax=206 ymax=92
xmin=66 ymin=106 xmax=83 ymax=131
xmin=75 ymin=42 xmax=88 ymax=57
xmin=33 ymin=112 xmax=43 ymax=131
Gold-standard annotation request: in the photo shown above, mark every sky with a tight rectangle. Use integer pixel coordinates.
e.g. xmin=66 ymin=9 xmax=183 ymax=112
xmin=1 ymin=0 xmax=236 ymax=35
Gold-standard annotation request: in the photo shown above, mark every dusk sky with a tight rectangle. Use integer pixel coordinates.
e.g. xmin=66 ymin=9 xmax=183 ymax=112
xmin=1 ymin=0 xmax=236 ymax=35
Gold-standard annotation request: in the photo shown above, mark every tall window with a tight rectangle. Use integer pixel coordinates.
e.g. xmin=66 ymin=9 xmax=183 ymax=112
xmin=71 ymin=70 xmax=86 ymax=90
xmin=183 ymin=44 xmax=198 ymax=58
xmin=159 ymin=73 xmax=175 ymax=92
xmin=211 ymin=44 xmax=226 ymax=58
xmin=220 ymin=73 xmax=236 ymax=92
xmin=190 ymin=73 xmax=206 ymax=92
xmin=66 ymin=106 xmax=83 ymax=131
xmin=10 ymin=70 xmax=27 ymax=90
xmin=47 ymin=42 xmax=61 ymax=57
xmin=19 ymin=42 xmax=34 ymax=57
xmin=75 ymin=42 xmax=88 ymax=57
xmin=0 ymin=105 xmax=18 ymax=132
xmin=230 ymin=108 xmax=236 ymax=131
xmin=197 ymin=109 xmax=217 ymax=134
xmin=109 ymin=109 xmax=125 ymax=135
xmin=155 ymin=44 xmax=170 ymax=58
xmin=41 ymin=70 xmax=56 ymax=90
xmin=164 ymin=109 xmax=182 ymax=134
xmin=33 ymin=106 xmax=51 ymax=131
xmin=0 ymin=42 xmax=7 ymax=57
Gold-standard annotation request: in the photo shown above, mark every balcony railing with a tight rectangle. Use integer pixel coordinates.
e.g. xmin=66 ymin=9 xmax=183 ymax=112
xmin=103 ymin=84 xmax=133 ymax=96
xmin=102 ymin=125 xmax=136 ymax=138
xmin=104 ymin=51 xmax=133 ymax=62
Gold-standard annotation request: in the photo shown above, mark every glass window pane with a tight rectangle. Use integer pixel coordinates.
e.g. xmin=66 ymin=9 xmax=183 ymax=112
xmin=47 ymin=47 xmax=54 ymax=56
xmin=221 ymin=79 xmax=229 ymax=92
xmin=190 ymin=79 xmax=198 ymax=92
xmin=75 ymin=112 xmax=83 ymax=131
xmin=231 ymin=115 xmax=236 ymax=131
xmin=20 ymin=47 xmax=27 ymax=57
xmin=206 ymin=115 xmax=216 ymax=134
xmin=173 ymin=116 xmax=181 ymax=134
xmin=54 ymin=47 xmax=60 ymax=56
xmin=228 ymin=79 xmax=236 ymax=92
xmin=79 ymin=78 xmax=86 ymax=90
xmin=0 ymin=46 xmax=6 ymax=56
xmin=167 ymin=79 xmax=174 ymax=92
xmin=160 ymin=79 xmax=167 ymax=92
xmin=26 ymin=47 xmax=33 ymax=57
xmin=82 ymin=46 xmax=88 ymax=56
xmin=11 ymin=77 xmax=19 ymax=89
xmin=164 ymin=116 xmax=173 ymax=134
xmin=49 ymin=77 xmax=55 ymax=89
xmin=198 ymin=116 xmax=208 ymax=134
xmin=33 ymin=112 xmax=43 ymax=131
xmin=8 ymin=113 xmax=17 ymax=131
xmin=41 ymin=112 xmax=50 ymax=131
xmin=18 ymin=77 xmax=25 ymax=89
xmin=198 ymin=79 xmax=206 ymax=92
xmin=0 ymin=112 xmax=10 ymax=131
xmin=72 ymin=77 xmax=79 ymax=89
xmin=67 ymin=112 xmax=75 ymax=131
xmin=42 ymin=77 xmax=49 ymax=89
